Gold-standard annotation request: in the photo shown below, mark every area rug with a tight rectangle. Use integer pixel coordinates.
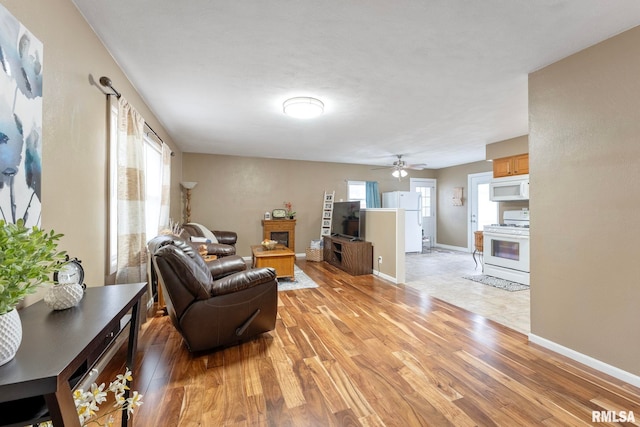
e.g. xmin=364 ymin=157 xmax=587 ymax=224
xmin=462 ymin=274 xmax=529 ymax=292
xmin=277 ymin=265 xmax=320 ymax=291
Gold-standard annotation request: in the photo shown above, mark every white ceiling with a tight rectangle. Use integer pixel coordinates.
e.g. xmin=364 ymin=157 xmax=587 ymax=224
xmin=72 ymin=1 xmax=640 ymax=169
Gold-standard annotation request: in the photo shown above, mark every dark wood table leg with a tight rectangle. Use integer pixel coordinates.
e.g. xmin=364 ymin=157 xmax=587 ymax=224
xmin=43 ymin=382 xmax=81 ymax=427
xmin=121 ymin=297 xmax=141 ymax=427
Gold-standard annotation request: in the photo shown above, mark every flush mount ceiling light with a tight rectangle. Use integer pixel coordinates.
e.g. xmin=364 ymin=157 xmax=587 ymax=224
xmin=283 ymin=97 xmax=324 ymax=119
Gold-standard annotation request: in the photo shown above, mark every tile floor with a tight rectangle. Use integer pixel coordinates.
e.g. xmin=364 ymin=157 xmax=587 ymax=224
xmin=404 ymin=249 xmax=530 ymax=334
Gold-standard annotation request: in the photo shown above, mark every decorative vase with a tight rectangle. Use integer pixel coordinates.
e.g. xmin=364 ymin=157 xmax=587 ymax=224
xmin=44 ymin=283 xmax=84 ymax=310
xmin=0 ymin=308 xmax=22 ymax=366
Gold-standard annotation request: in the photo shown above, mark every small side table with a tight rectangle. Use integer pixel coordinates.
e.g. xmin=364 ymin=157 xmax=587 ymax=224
xmin=473 ymin=231 xmax=484 ymax=270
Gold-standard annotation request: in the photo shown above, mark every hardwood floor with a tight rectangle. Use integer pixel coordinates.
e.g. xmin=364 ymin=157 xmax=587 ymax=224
xmin=99 ymin=260 xmax=640 ymax=426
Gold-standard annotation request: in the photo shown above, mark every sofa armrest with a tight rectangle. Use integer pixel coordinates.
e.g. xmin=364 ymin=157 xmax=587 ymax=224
xmin=213 ymin=230 xmax=237 ymax=245
xmin=203 ymin=242 xmax=236 ymax=257
xmin=207 ymin=255 xmax=247 ymax=279
xmin=210 ymin=267 xmax=276 ymax=296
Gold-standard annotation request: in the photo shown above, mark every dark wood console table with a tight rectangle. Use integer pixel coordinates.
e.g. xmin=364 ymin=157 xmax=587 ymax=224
xmin=0 ymin=283 xmax=146 ymax=427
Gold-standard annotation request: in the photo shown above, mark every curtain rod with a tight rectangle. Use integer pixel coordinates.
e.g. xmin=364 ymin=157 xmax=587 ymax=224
xmin=99 ymin=76 xmax=174 ymax=156
xmin=143 ymin=123 xmax=166 ymax=147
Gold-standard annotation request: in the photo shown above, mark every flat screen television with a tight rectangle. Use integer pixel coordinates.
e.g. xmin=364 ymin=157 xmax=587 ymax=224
xmin=331 ymin=201 xmax=363 ymax=240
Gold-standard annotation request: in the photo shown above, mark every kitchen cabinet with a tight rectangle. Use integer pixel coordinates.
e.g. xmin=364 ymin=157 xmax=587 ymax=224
xmin=493 ymin=153 xmax=529 ymax=178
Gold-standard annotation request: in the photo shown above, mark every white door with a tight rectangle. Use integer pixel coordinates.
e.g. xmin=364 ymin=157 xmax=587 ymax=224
xmin=468 ymin=172 xmax=498 ymax=250
xmin=410 ymin=178 xmax=436 ymax=249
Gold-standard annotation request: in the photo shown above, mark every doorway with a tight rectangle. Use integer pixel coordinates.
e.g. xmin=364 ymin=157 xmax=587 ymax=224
xmin=467 ymin=172 xmax=498 ymax=250
xmin=410 ymin=178 xmax=436 ymax=251
xmin=403 ymin=173 xmax=529 ymax=333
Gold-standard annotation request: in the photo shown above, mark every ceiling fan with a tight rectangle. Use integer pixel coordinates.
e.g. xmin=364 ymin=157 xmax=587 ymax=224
xmin=373 ymin=155 xmax=427 ymax=180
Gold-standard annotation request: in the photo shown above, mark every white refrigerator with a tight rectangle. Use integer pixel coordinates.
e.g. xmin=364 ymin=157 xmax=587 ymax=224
xmin=382 ymin=191 xmax=423 ymax=253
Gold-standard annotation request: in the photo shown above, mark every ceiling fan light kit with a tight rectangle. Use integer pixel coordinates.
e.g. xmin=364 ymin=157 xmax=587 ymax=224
xmin=374 ymin=155 xmax=426 ymax=180
xmin=283 ymin=97 xmax=324 ymax=119
xmin=392 ymin=169 xmax=408 ymax=179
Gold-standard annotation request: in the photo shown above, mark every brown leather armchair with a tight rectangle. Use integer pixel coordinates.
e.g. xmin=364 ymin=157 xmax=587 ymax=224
xmin=148 ymin=235 xmax=246 ymax=307
xmin=150 ymin=237 xmax=277 ymax=352
xmin=180 ymin=223 xmax=237 ymax=257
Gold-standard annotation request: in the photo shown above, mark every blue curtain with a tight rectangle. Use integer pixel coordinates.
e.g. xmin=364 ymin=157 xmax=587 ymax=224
xmin=365 ymin=181 xmax=381 ymax=208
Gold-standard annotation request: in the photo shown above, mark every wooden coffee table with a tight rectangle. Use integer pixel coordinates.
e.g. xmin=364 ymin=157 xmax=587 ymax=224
xmin=251 ymin=244 xmax=295 ymax=279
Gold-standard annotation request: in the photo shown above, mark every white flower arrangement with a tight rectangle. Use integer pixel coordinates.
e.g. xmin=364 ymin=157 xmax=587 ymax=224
xmin=39 ymin=368 xmax=143 ymax=426
xmin=160 ymin=218 xmax=183 ymax=238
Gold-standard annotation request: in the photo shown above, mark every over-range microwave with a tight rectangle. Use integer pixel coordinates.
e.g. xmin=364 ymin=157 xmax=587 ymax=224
xmin=489 ymin=175 xmax=529 ymax=201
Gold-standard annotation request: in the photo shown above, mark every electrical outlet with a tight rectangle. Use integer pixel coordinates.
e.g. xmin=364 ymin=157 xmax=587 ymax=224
xmin=378 ymin=256 xmax=383 ymax=264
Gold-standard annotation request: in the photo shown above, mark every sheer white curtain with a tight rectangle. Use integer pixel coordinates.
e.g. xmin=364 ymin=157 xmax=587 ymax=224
xmin=115 ymin=97 xmax=147 ymax=284
xmin=158 ymin=143 xmax=171 ymax=231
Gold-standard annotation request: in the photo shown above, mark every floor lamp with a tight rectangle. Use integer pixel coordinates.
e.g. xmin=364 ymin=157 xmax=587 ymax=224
xmin=181 ymin=181 xmax=197 ymax=223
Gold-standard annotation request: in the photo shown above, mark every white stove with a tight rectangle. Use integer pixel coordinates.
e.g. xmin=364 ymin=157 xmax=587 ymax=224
xmin=483 ymin=224 xmax=530 ymax=236
xmin=483 ymin=210 xmax=530 ymax=285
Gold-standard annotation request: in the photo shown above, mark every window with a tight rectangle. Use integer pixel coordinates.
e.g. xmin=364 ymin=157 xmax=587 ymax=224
xmin=477 ymin=182 xmax=498 ymax=229
xmin=108 ymin=100 xmax=118 ymax=275
xmin=415 ymin=186 xmax=432 ymax=217
xmin=144 ymin=136 xmax=163 ymax=241
xmin=108 ymin=97 xmax=168 ymax=275
xmin=347 ymin=181 xmax=366 ymax=208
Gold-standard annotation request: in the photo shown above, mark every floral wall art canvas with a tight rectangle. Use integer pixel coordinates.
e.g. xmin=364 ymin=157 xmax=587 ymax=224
xmin=0 ymin=4 xmax=43 ymax=226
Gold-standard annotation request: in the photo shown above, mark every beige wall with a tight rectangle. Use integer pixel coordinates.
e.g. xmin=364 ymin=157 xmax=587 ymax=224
xmin=364 ymin=209 xmax=402 ymax=282
xmin=182 ymin=153 xmax=434 ymax=257
xmin=486 ymin=134 xmax=528 ymax=160
xmin=2 ymin=0 xmax=181 ymax=297
xmin=529 ymin=26 xmax=640 ymax=375
xmin=434 ymin=160 xmax=493 ymax=248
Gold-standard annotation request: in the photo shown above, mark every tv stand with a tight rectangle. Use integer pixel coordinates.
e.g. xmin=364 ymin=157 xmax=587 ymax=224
xmin=323 ymin=235 xmax=372 ymax=276
xmin=331 ymin=233 xmax=360 ymax=242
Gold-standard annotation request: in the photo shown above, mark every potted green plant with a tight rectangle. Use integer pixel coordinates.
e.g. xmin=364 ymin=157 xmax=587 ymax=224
xmin=0 ymin=219 xmax=66 ymax=366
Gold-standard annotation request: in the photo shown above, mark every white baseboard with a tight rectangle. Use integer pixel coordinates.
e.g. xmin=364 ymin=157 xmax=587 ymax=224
xmin=372 ymin=270 xmax=398 ymax=284
xmin=528 ymin=334 xmax=640 ymax=388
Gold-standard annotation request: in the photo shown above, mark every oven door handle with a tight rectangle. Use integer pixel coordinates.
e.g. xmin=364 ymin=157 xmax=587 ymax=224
xmin=483 ymin=232 xmax=530 ymax=239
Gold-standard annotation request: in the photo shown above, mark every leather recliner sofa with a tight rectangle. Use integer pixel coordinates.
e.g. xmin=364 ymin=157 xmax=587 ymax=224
xmin=149 ymin=235 xmax=278 ymax=352
xmin=179 ymin=223 xmax=237 ymax=258
xmin=148 ymin=235 xmax=247 ymax=300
